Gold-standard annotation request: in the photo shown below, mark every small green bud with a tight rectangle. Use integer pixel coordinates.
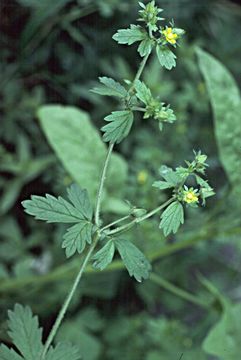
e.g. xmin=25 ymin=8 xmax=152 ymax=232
xmin=131 ymin=208 xmax=147 ymax=218
xmin=138 ymin=1 xmax=164 ymax=31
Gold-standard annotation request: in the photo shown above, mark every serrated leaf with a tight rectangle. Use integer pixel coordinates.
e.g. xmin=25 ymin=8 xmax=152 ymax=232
xmin=134 ymin=80 xmax=152 ymax=105
xmin=138 ymin=38 xmax=153 ymax=57
xmin=115 ymin=239 xmax=151 ymax=282
xmin=152 ymin=180 xmax=173 ymax=190
xmin=91 ymin=77 xmax=127 ymax=98
xmin=45 ymin=343 xmax=81 ymax=360
xmin=159 ymin=201 xmax=184 ymax=236
xmin=102 ymin=110 xmax=134 ymax=144
xmin=92 ymin=240 xmax=115 ymax=270
xmin=156 ymin=46 xmax=176 ymax=70
xmin=7 ymin=304 xmax=43 ymax=360
xmin=67 ymin=184 xmax=93 ymax=221
xmin=113 ymin=24 xmax=146 ymax=45
xmin=0 ymin=345 xmax=23 ymax=360
xmin=62 ymin=221 xmax=93 ymax=258
xmin=196 ymin=48 xmax=241 ymax=197
xmin=22 ymin=193 xmax=83 ymax=223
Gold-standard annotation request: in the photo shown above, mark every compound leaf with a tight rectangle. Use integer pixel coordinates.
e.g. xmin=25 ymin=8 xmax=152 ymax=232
xmin=45 ymin=343 xmax=81 ymax=360
xmin=67 ymin=184 xmax=93 ymax=221
xmin=22 ymin=189 xmax=87 ymax=224
xmin=113 ymin=24 xmax=146 ymax=45
xmin=62 ymin=221 xmax=93 ymax=258
xmin=102 ymin=110 xmax=134 ymax=144
xmin=91 ymin=77 xmax=127 ymax=98
xmin=160 ymin=201 xmax=184 ymax=236
xmin=0 ymin=345 xmax=23 ymax=360
xmin=156 ymin=46 xmax=176 ymax=70
xmin=7 ymin=304 xmax=43 ymax=360
xmin=92 ymin=240 xmax=115 ymax=271
xmin=115 ymin=239 xmax=151 ymax=282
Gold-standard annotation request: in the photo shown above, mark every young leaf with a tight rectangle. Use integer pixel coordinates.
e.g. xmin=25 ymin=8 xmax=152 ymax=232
xmin=115 ymin=239 xmax=151 ymax=282
xmin=102 ymin=110 xmax=134 ymax=144
xmin=92 ymin=240 xmax=115 ymax=270
xmin=113 ymin=24 xmax=146 ymax=45
xmin=45 ymin=343 xmax=81 ymax=360
xmin=91 ymin=77 xmax=128 ymax=98
xmin=156 ymin=46 xmax=176 ymax=70
xmin=67 ymin=184 xmax=93 ymax=221
xmin=159 ymin=201 xmax=184 ymax=236
xmin=138 ymin=38 xmax=153 ymax=57
xmin=62 ymin=221 xmax=93 ymax=258
xmin=134 ymin=80 xmax=152 ymax=105
xmin=7 ymin=304 xmax=43 ymax=360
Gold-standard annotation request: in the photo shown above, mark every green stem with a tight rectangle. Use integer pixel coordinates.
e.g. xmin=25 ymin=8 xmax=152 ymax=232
xmin=150 ymin=273 xmax=208 ymax=309
xmin=100 ymin=214 xmax=131 ymax=232
xmin=131 ymin=107 xmax=146 ymax=112
xmin=106 ymin=197 xmax=174 ymax=237
xmin=40 ymin=235 xmax=99 ymax=359
xmin=128 ymin=52 xmax=151 ymax=95
xmin=94 ymin=142 xmax=114 ymax=226
xmin=134 ymin=53 xmax=150 ymax=83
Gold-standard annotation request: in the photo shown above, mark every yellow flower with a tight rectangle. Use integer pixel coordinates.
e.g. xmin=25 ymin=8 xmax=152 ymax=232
xmin=183 ymin=189 xmax=199 ymax=204
xmin=137 ymin=170 xmax=148 ymax=185
xmin=162 ymin=27 xmax=178 ymax=45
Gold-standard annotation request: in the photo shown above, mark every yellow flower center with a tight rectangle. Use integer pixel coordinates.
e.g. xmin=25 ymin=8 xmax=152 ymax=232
xmin=183 ymin=190 xmax=198 ymax=204
xmin=163 ymin=27 xmax=178 ymax=44
xmin=137 ymin=170 xmax=148 ymax=185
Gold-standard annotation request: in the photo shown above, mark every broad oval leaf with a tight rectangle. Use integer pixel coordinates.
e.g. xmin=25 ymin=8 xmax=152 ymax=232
xmin=38 ymin=105 xmax=128 ymax=212
xmin=197 ymin=48 xmax=241 ymax=195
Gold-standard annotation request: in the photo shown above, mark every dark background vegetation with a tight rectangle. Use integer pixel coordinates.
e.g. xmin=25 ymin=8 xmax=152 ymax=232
xmin=0 ymin=0 xmax=241 ymax=359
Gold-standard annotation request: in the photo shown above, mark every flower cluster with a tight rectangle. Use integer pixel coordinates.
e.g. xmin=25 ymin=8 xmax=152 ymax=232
xmin=153 ymin=151 xmax=214 ymax=207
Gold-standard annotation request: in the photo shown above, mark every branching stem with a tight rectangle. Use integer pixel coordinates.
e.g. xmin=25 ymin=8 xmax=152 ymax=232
xmin=100 ymin=214 xmax=131 ymax=232
xmin=105 ymin=197 xmax=174 ymax=237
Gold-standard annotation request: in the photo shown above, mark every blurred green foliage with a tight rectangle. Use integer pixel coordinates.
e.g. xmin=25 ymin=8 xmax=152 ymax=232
xmin=0 ymin=0 xmax=241 ymax=359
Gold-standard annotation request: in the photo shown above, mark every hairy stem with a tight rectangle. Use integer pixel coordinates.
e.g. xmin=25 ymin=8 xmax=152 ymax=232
xmin=40 ymin=235 xmax=99 ymax=359
xmin=134 ymin=52 xmax=150 ymax=83
xmin=105 ymin=197 xmax=174 ymax=237
xmin=150 ymin=273 xmax=209 ymax=309
xmin=94 ymin=142 xmax=114 ymax=226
